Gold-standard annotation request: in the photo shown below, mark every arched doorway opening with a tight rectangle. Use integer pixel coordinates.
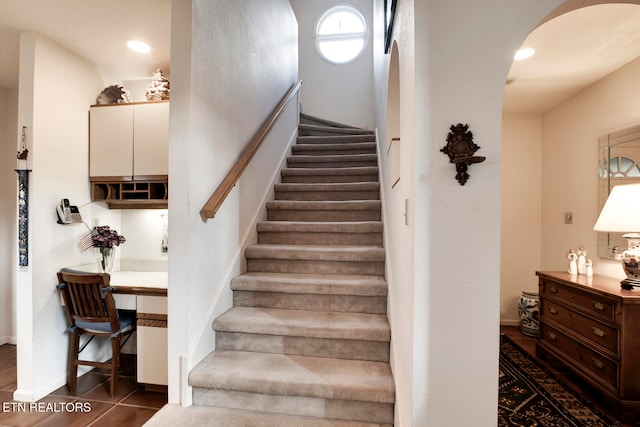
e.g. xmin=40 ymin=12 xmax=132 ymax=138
xmin=500 ymin=1 xmax=640 ymax=340
xmin=386 ymin=41 xmax=401 ymax=189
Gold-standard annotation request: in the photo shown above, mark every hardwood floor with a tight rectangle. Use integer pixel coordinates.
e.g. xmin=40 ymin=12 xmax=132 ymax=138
xmin=0 ymin=344 xmax=166 ymax=427
xmin=501 ymin=325 xmax=537 ymax=356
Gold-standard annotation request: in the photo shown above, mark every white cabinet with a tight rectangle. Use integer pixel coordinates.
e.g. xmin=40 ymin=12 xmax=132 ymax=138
xmin=133 ymin=102 xmax=169 ymax=177
xmin=136 ymin=295 xmax=168 ymax=386
xmin=90 ymin=105 xmax=135 ymax=177
xmin=89 ymin=101 xmax=169 ymax=179
xmin=89 ymin=101 xmax=169 ymax=208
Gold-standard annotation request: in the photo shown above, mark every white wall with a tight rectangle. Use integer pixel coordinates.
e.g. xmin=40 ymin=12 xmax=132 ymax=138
xmin=120 ymin=209 xmax=169 ymax=271
xmin=373 ymin=0 xmax=563 ymax=425
xmin=500 ymin=114 xmax=542 ymax=323
xmin=290 ymin=0 xmax=374 ymax=129
xmin=13 ymin=32 xmax=110 ymax=401
xmin=168 ymin=0 xmax=298 ymax=404
xmin=541 ymin=55 xmax=640 ymax=277
xmin=0 ymin=88 xmax=18 ymax=345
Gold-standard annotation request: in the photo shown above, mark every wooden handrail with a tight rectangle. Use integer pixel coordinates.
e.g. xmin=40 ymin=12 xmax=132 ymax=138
xmin=200 ymin=80 xmax=302 ymax=221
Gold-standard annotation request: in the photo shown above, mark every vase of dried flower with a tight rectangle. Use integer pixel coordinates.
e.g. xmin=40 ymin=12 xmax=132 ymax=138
xmin=96 ymin=247 xmax=116 ymax=274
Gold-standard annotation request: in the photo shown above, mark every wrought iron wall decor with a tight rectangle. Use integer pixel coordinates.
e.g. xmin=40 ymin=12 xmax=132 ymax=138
xmin=441 ymin=123 xmax=486 ymax=185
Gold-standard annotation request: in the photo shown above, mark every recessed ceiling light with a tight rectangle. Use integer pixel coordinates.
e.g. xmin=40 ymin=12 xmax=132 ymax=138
xmin=514 ymin=48 xmax=535 ymax=61
xmin=127 ymin=40 xmax=151 ymax=54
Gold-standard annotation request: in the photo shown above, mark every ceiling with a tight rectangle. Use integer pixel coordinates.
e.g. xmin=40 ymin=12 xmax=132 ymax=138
xmin=0 ymin=2 xmax=638 ymax=115
xmin=0 ymin=0 xmax=171 ymax=90
xmin=504 ymin=3 xmax=640 ymax=114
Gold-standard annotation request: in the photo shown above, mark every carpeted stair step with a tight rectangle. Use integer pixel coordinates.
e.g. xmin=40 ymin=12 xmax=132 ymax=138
xmin=231 ymin=272 xmax=388 ymax=314
xmin=297 ymin=134 xmax=376 ymax=144
xmin=257 ymin=221 xmax=383 ymax=246
xmin=300 ymin=113 xmax=366 ymax=131
xmin=281 ymin=167 xmax=379 ymax=183
xmin=213 ymin=307 xmax=390 ymax=362
xmin=292 ymin=142 xmax=376 ymax=156
xmin=287 ymin=154 xmax=377 ymax=168
xmin=145 ymin=405 xmax=392 ymax=427
xmin=189 ymin=350 xmax=394 ymax=424
xmin=246 ymin=244 xmax=385 ymax=276
xmin=266 ymin=200 xmax=382 ymax=222
xmin=274 ymin=182 xmax=380 ymax=201
xmin=298 ymin=124 xmax=373 ymax=137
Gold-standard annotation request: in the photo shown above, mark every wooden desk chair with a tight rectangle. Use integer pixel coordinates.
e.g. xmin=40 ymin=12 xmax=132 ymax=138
xmin=56 ymin=268 xmax=136 ymax=397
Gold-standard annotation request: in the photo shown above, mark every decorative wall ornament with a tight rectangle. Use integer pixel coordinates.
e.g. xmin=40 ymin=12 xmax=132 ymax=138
xmin=16 ymin=169 xmax=31 ymax=268
xmin=16 ymin=125 xmax=31 ymax=268
xmin=95 ymin=84 xmax=132 ymax=105
xmin=145 ymin=69 xmax=170 ymax=101
xmin=17 ymin=126 xmax=28 ymax=160
xmin=440 ymin=123 xmax=486 ymax=185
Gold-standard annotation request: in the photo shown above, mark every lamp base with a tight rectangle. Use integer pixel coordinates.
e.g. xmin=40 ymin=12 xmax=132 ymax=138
xmin=621 ymin=278 xmax=640 ymax=290
xmin=620 ymin=234 xmax=640 ymax=290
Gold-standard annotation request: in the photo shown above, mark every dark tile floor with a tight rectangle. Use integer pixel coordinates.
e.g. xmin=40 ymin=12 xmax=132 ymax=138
xmin=0 ymin=344 xmax=166 ymax=427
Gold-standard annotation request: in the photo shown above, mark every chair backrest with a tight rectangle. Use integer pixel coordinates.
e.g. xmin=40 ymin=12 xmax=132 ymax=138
xmin=56 ymin=269 xmax=119 ymax=335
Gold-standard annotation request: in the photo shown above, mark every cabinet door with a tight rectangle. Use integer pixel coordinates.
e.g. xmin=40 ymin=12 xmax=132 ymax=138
xmin=89 ymin=105 xmax=134 ymax=178
xmin=136 ymin=295 xmax=168 ymax=386
xmin=133 ymin=102 xmax=169 ymax=177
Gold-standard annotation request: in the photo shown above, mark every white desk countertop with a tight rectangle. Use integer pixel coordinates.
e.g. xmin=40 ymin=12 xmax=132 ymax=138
xmin=109 ymin=271 xmax=167 ymax=296
xmin=110 ymin=271 xmax=167 ymax=288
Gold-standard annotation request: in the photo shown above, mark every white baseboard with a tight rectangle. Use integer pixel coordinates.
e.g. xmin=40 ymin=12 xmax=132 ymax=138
xmin=500 ymin=319 xmax=521 ymax=327
xmin=0 ymin=336 xmax=17 ymax=345
xmin=13 ymin=389 xmax=35 ymax=403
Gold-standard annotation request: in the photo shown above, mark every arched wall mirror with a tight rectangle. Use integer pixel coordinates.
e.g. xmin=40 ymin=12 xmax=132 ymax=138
xmin=598 ymin=124 xmax=640 ymax=258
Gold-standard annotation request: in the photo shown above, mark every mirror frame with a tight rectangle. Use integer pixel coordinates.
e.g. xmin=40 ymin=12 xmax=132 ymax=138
xmin=598 ymin=123 xmax=640 ymax=259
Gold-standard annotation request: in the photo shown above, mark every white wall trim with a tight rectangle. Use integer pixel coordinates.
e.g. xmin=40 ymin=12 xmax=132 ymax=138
xmin=180 ymin=355 xmax=191 ymax=407
xmin=374 ymin=127 xmax=401 ymax=418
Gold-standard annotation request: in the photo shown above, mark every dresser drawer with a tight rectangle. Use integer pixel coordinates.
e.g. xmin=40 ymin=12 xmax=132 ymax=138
xmin=541 ymin=300 xmax=618 ymax=355
xmin=540 ymin=323 xmax=618 ymax=390
xmin=540 ymin=279 xmax=616 ymax=322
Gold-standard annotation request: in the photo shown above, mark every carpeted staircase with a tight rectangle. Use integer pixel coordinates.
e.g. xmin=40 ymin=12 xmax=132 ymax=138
xmin=146 ymin=114 xmax=395 ymax=426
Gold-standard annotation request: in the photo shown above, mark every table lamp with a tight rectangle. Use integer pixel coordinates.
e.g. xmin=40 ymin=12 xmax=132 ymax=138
xmin=593 ymin=183 xmax=640 ymax=289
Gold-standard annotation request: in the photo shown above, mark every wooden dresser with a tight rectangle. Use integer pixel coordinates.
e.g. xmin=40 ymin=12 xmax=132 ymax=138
xmin=536 ymin=271 xmax=640 ymax=423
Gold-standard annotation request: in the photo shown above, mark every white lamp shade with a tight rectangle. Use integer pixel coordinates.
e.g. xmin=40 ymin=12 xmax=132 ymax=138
xmin=594 ymin=183 xmax=640 ymax=233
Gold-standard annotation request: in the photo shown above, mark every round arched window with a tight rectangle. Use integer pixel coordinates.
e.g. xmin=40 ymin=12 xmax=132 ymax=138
xmin=315 ymin=6 xmax=368 ymax=64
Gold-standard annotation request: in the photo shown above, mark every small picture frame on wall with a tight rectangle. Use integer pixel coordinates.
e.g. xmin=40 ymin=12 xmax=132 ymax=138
xmin=384 ymin=0 xmax=397 ymax=54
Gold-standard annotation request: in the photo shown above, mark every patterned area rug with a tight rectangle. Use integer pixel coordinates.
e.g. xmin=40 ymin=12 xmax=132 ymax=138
xmin=499 ymin=336 xmax=621 ymax=426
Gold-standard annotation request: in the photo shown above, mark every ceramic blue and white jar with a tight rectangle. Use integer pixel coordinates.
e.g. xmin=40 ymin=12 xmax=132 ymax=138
xmin=518 ymin=291 xmax=540 ymax=337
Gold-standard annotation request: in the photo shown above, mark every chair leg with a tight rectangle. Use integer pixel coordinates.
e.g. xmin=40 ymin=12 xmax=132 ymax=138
xmin=109 ymin=336 xmax=121 ymax=397
xmin=67 ymin=331 xmax=80 ymax=393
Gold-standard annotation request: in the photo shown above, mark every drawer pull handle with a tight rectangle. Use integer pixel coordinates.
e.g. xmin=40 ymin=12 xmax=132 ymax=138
xmin=547 ymin=332 xmax=557 ymax=341
xmin=549 ymin=307 xmax=558 ymax=315
xmin=549 ymin=286 xmax=558 ymax=293
xmin=592 ymin=327 xmax=606 ymax=338
xmin=592 ymin=301 xmax=605 ymax=311
xmin=591 ymin=358 xmax=605 ymax=369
